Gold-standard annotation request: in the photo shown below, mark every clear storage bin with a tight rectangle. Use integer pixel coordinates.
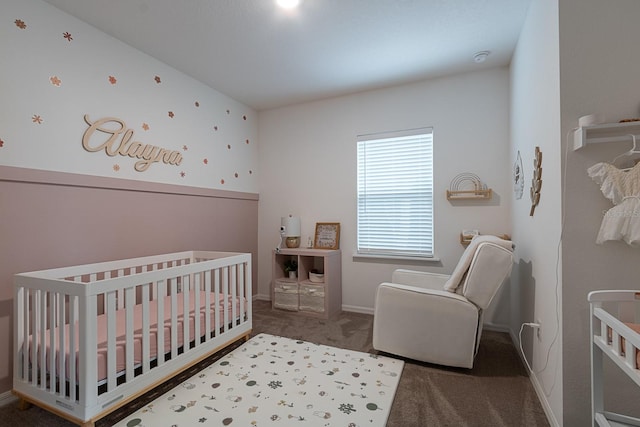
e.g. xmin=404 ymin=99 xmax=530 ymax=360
xmin=299 ymin=283 xmax=325 ymax=313
xmin=274 ymin=280 xmax=299 ymax=311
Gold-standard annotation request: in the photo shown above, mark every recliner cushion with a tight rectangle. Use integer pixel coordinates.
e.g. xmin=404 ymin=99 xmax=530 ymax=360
xmin=444 ymin=235 xmax=512 ymax=293
xmin=461 ymin=243 xmax=513 ymax=309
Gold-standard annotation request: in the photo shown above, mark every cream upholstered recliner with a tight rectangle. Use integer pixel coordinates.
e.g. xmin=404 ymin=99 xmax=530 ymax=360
xmin=372 ymin=235 xmax=514 ymax=369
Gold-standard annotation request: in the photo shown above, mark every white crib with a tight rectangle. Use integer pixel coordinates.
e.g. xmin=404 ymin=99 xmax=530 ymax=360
xmin=589 ymin=290 xmax=640 ymax=427
xmin=13 ymin=250 xmax=252 ymax=427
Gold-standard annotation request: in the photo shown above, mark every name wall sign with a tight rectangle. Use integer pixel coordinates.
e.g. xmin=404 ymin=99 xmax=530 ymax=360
xmin=82 ymin=115 xmax=183 ymax=172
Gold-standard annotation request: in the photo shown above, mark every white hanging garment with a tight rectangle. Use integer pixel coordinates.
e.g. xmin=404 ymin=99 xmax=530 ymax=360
xmin=587 ymin=162 xmax=640 ymax=247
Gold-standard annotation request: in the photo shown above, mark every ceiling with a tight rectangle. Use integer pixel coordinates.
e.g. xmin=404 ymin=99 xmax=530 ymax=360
xmin=42 ymin=0 xmax=531 ymax=111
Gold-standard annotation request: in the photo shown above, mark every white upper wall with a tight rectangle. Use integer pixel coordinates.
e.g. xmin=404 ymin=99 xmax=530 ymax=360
xmin=510 ymin=0 xmax=563 ymax=424
xmin=512 ymin=0 xmax=640 ymax=425
xmin=0 ymin=0 xmax=258 ymax=193
xmin=559 ymin=0 xmax=640 ymax=424
xmin=257 ymin=67 xmax=512 ymax=320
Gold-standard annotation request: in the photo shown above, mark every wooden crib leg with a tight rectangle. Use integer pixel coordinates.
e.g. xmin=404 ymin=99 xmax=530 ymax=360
xmin=17 ymin=398 xmax=32 ymax=411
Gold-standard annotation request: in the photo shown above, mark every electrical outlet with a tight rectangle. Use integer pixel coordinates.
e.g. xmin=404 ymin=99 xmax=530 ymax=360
xmin=536 ymin=319 xmax=542 ymax=340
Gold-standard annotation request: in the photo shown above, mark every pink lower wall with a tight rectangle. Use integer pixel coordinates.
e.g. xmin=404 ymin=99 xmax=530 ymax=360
xmin=0 ymin=166 xmax=258 ymax=394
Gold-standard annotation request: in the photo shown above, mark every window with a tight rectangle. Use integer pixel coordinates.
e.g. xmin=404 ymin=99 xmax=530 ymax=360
xmin=357 ymin=127 xmax=434 ymax=258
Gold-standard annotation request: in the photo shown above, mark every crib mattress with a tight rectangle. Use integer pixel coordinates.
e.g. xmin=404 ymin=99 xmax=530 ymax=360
xmin=29 ymin=291 xmax=246 ymax=384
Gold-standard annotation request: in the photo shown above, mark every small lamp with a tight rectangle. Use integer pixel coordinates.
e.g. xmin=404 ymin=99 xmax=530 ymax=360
xmin=281 ymin=215 xmax=301 ymax=248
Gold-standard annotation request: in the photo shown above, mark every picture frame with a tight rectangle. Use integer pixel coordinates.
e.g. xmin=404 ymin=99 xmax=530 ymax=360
xmin=313 ymin=222 xmax=340 ymax=250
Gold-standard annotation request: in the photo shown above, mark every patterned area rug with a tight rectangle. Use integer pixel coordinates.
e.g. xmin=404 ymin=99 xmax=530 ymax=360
xmin=114 ymin=333 xmax=403 ymax=427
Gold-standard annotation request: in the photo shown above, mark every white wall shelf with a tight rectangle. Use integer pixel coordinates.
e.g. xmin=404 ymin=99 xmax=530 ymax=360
xmin=446 ymin=189 xmax=492 ymax=200
xmin=573 ymin=121 xmax=640 ymax=150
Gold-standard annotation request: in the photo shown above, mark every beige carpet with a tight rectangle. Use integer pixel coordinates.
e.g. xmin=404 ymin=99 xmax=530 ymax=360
xmin=0 ymin=300 xmax=549 ymax=426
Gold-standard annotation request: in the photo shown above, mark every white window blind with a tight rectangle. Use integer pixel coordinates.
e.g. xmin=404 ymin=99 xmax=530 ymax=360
xmin=357 ymin=128 xmax=434 ymax=258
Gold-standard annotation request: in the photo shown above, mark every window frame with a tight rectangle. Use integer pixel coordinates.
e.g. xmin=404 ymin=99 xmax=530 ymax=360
xmin=356 ymin=127 xmax=435 ymax=261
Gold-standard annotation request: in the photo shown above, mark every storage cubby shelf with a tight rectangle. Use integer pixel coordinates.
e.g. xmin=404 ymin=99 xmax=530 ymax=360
xmin=272 ymin=248 xmax=342 ymax=319
xmin=573 ymin=121 xmax=640 ymax=150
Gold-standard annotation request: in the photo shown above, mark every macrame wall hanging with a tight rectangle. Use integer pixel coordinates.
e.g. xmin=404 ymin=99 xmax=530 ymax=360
xmin=529 ymin=146 xmax=542 ymax=216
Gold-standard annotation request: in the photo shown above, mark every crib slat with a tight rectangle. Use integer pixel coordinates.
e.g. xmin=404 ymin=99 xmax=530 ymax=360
xmin=58 ymin=294 xmax=66 ymax=396
xmin=39 ymin=291 xmax=47 ymax=390
xmin=125 ymin=287 xmax=135 ymax=382
xmin=117 ymin=269 xmax=125 ymax=309
xmin=78 ymin=293 xmax=98 ymax=407
xmin=230 ymin=265 xmax=237 ymax=327
xmin=32 ymin=291 xmax=41 ymax=386
xmin=194 ymin=273 xmax=201 ymax=348
xmin=204 ymin=270 xmax=212 ymax=338
xmin=214 ymin=269 xmax=220 ymax=336
xmin=22 ymin=288 xmax=36 ymax=384
xmin=102 ymin=271 xmax=111 ymax=315
xmin=223 ymin=267 xmax=229 ymax=332
xmin=48 ymin=293 xmax=56 ymax=393
xmin=142 ymin=284 xmax=150 ymax=373
xmin=182 ymin=275 xmax=190 ymax=351
xmin=238 ymin=263 xmax=245 ymax=321
xmin=156 ymin=279 xmax=166 ymax=366
xmin=69 ymin=296 xmax=77 ymax=402
xmin=245 ymin=260 xmax=252 ymax=323
xmin=170 ymin=278 xmax=178 ymax=358
xmin=106 ymin=291 xmax=117 ymax=391
xmin=29 ymin=289 xmax=40 ymax=387
xmin=591 ymin=303 xmax=604 ymax=420
xmin=14 ymin=286 xmax=26 ymax=382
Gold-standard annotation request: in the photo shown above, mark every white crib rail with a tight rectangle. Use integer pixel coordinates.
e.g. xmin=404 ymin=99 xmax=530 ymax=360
xmin=588 ymin=290 xmax=640 ymax=427
xmin=13 ymin=251 xmax=252 ymax=424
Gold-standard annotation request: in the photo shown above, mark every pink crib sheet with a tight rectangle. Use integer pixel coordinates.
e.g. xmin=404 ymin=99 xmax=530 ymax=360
xmin=623 ymin=323 xmax=640 ymax=369
xmin=608 ymin=323 xmax=640 ymax=369
xmin=29 ymin=291 xmax=246 ymax=384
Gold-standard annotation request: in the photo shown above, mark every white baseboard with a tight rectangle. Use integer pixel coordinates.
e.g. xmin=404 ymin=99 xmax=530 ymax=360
xmin=252 ymin=295 xmax=375 ymax=316
xmin=509 ymin=330 xmax=559 ymax=427
xmin=251 ymin=297 xmax=374 ymax=316
xmin=483 ymin=322 xmax=510 ymax=333
xmin=0 ymin=390 xmax=18 ymax=407
xmin=341 ymin=305 xmax=374 ymax=315
xmin=254 ymin=299 xmax=510 ymax=324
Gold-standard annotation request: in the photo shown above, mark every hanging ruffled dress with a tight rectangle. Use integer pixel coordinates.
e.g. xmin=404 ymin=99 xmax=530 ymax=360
xmin=587 ymin=162 xmax=640 ymax=247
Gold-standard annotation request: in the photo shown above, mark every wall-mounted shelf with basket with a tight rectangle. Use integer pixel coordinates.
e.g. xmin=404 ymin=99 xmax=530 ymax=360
xmin=446 ymin=173 xmax=492 ymax=200
xmin=573 ymin=120 xmax=640 ymax=150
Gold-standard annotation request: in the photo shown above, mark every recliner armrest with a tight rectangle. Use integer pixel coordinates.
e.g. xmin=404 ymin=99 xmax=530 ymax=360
xmin=373 ymin=282 xmax=479 ymax=368
xmin=377 ymin=282 xmax=469 ymax=303
xmin=391 ymin=269 xmax=450 ymax=290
